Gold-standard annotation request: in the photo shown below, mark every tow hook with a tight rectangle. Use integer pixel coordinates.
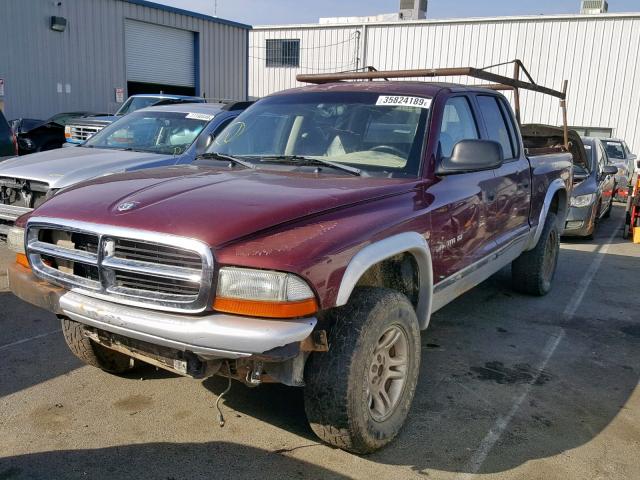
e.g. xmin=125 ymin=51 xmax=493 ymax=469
xmin=246 ymin=360 xmax=264 ymax=386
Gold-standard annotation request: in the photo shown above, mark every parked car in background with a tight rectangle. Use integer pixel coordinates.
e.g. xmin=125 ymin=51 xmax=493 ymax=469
xmin=0 ymin=110 xmax=18 ymax=161
xmin=11 ymin=112 xmax=107 ymax=155
xmin=564 ymin=137 xmax=618 ymax=238
xmin=601 ymin=138 xmax=637 ymax=201
xmin=0 ymin=102 xmax=248 ymax=240
xmin=64 ymin=94 xmax=206 ymax=145
xmin=7 ymin=78 xmax=575 ymax=454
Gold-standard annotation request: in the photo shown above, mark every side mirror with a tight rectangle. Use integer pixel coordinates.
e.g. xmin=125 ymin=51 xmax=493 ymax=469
xmin=195 ymin=134 xmax=213 ymax=155
xmin=602 ymin=165 xmax=618 ymax=176
xmin=436 ymin=139 xmax=504 ymax=175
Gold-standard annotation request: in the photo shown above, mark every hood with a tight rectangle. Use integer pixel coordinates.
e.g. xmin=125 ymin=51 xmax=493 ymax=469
xmin=30 ymin=166 xmax=417 ymax=248
xmin=69 ymin=116 xmax=119 ymax=126
xmin=0 ymin=147 xmax=175 ymax=189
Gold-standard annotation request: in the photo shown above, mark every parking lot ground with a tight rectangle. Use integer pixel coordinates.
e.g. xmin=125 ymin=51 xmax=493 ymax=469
xmin=0 ymin=204 xmax=639 ymax=480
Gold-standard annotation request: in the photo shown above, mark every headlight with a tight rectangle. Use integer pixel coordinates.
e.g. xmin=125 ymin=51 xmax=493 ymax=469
xmin=214 ymin=267 xmax=317 ymax=318
xmin=64 ymin=126 xmax=71 ymax=138
xmin=570 ymin=193 xmax=596 ymax=208
xmin=7 ymin=227 xmax=26 ymax=254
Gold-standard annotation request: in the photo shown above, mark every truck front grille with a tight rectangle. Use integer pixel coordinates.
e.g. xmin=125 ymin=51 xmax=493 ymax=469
xmin=69 ymin=125 xmax=103 ymax=142
xmin=26 ymin=219 xmax=214 ymax=312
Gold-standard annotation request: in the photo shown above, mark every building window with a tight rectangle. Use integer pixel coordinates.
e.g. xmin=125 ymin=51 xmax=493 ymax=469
xmin=266 ymin=39 xmax=300 ymax=68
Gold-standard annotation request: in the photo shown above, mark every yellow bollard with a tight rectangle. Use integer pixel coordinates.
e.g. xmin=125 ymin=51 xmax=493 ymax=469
xmin=634 ymin=227 xmax=640 ymax=244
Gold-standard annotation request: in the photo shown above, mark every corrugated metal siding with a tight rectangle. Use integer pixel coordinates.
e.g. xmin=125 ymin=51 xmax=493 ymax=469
xmin=0 ymin=0 xmax=248 ymax=119
xmin=249 ymin=14 xmax=640 ymax=154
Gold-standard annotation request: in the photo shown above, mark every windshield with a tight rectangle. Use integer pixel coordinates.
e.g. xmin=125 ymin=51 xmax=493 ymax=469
xmin=83 ymin=110 xmax=209 ymax=154
xmin=116 ymin=97 xmax=165 ymax=116
xmin=604 ymin=140 xmax=626 ymax=160
xmin=207 ymin=92 xmax=431 ymax=177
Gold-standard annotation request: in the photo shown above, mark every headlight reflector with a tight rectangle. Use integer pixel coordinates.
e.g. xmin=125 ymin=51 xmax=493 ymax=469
xmin=214 ymin=267 xmax=317 ymax=318
xmin=7 ymin=227 xmax=26 ymax=255
xmin=570 ymin=193 xmax=596 ymax=208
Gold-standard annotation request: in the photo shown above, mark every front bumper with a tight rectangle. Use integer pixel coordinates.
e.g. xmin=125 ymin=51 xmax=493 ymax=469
xmin=563 ymin=204 xmax=596 ymax=237
xmin=8 ymin=263 xmax=317 ymax=359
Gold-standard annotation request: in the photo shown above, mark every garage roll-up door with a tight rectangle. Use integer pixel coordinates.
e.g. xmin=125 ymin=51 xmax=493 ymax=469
xmin=125 ymin=20 xmax=195 ymax=87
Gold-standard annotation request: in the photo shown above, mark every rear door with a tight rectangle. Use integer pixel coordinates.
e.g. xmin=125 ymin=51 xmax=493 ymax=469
xmin=475 ymin=94 xmax=531 ymax=248
xmin=0 ymin=112 xmax=15 ymax=160
xmin=429 ymin=95 xmax=498 ymax=283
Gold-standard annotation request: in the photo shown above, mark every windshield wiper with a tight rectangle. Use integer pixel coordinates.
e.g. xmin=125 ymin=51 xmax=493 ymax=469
xmin=196 ymin=152 xmax=256 ymax=169
xmin=259 ymin=155 xmax=361 ymax=176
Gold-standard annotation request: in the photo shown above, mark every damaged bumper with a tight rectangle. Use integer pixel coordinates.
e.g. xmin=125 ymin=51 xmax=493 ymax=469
xmin=8 ymin=263 xmax=317 ymax=360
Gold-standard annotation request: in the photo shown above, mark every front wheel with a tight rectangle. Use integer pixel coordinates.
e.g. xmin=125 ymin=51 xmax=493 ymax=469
xmin=303 ymin=287 xmax=421 ymax=454
xmin=61 ymin=318 xmax=135 ymax=374
xmin=512 ymin=212 xmax=560 ymax=296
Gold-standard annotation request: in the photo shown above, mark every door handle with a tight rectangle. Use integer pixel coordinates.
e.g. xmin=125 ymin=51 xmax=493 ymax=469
xmin=518 ymin=182 xmax=530 ymax=190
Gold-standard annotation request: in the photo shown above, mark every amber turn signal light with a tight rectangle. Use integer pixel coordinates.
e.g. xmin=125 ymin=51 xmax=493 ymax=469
xmin=213 ymin=297 xmax=318 ymax=319
xmin=16 ymin=253 xmax=30 ymax=269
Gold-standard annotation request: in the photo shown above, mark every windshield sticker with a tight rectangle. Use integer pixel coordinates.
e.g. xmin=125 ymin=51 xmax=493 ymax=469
xmin=376 ymin=96 xmax=432 ymax=109
xmin=186 ymin=113 xmax=215 ymax=121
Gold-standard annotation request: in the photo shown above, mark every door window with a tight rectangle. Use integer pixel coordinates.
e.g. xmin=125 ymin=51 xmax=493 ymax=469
xmin=596 ymin=141 xmax=608 ymax=173
xmin=439 ymin=97 xmax=479 ymax=158
xmin=477 ymin=95 xmax=516 ymax=160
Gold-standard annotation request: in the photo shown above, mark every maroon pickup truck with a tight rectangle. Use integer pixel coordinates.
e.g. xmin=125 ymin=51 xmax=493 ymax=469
xmin=7 ymin=68 xmax=575 ymax=453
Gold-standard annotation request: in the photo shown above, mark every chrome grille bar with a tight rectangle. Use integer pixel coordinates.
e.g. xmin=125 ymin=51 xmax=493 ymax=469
xmin=29 ymin=240 xmax=99 ymax=265
xmin=102 ymin=256 xmax=202 ymax=283
xmin=0 ymin=204 xmax=33 ymax=222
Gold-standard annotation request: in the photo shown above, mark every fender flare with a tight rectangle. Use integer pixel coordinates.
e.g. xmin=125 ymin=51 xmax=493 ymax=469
xmin=335 ymin=232 xmax=434 ymax=330
xmin=526 ymin=178 xmax=568 ymax=250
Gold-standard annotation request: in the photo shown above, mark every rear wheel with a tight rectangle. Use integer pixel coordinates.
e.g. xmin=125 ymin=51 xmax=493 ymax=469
xmin=61 ymin=318 xmax=135 ymax=374
xmin=512 ymin=212 xmax=560 ymax=296
xmin=304 ymin=287 xmax=421 ymax=454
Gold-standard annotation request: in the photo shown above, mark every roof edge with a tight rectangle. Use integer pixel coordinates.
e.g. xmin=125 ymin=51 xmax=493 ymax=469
xmin=252 ymin=11 xmax=640 ymax=30
xmin=123 ymin=0 xmax=252 ymax=29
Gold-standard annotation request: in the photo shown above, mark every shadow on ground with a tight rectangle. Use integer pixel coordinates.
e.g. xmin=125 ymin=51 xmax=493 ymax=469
xmin=0 ymin=442 xmax=348 ymax=480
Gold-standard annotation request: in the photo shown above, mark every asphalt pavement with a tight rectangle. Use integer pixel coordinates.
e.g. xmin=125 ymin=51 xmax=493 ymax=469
xmin=0 ymin=205 xmax=638 ymax=480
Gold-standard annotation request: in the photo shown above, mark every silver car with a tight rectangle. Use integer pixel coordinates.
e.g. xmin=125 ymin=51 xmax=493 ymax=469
xmin=0 ymin=103 xmax=246 ymax=240
xmin=564 ymin=137 xmax=618 ymax=238
xmin=601 ymin=138 xmax=638 ymax=201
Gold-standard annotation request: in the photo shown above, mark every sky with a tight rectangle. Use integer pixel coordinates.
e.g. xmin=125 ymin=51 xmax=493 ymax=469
xmin=155 ymin=0 xmax=640 ymax=26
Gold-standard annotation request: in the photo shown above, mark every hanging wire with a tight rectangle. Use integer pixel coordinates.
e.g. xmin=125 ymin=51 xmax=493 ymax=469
xmin=215 ymin=361 xmax=232 ymax=427
xmin=248 ymin=56 xmax=358 ymax=72
xmin=249 ymin=30 xmax=360 ymax=73
xmin=249 ymin=31 xmax=359 ymax=50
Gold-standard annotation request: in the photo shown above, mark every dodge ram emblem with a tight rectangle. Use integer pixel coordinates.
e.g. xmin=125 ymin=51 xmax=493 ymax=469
xmin=117 ymin=201 xmax=139 ymax=212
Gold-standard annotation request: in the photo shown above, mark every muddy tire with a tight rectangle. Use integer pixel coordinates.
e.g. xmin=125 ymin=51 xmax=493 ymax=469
xmin=512 ymin=212 xmax=560 ymax=296
xmin=61 ymin=318 xmax=134 ymax=373
xmin=303 ymin=287 xmax=421 ymax=454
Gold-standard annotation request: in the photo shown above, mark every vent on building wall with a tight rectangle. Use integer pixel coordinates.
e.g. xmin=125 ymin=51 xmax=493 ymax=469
xmin=580 ymin=0 xmax=608 ymax=14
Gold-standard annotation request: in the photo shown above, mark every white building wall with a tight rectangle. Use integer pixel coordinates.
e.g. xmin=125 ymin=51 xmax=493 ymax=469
xmin=249 ymin=14 xmax=640 ymax=154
